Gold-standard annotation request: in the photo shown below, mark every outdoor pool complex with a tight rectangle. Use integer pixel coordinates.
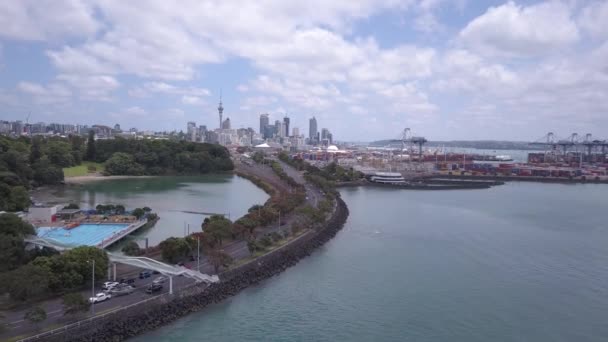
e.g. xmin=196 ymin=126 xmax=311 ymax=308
xmin=36 ymin=223 xmax=131 ymax=247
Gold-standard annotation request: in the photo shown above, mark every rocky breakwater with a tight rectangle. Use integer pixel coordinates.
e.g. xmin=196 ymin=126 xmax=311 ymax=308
xmin=45 ymin=197 xmax=349 ymax=342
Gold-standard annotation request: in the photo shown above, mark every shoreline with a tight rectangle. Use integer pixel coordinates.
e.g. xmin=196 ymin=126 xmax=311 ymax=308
xmin=63 ymin=174 xmax=156 ymax=184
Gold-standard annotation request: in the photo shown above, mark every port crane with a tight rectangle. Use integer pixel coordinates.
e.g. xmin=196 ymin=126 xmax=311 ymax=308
xmin=386 ymin=128 xmax=428 ymax=159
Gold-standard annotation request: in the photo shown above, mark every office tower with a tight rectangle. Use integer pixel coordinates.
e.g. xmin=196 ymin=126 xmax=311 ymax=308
xmin=309 ymin=116 xmax=317 ymax=143
xmin=283 ymin=116 xmax=290 ymax=137
xmin=292 ymin=127 xmax=299 ymax=137
xmin=259 ymin=113 xmax=269 ymax=135
xmin=222 ymin=117 xmax=231 ymax=129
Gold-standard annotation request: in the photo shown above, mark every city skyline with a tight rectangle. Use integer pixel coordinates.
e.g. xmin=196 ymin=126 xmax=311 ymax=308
xmin=0 ymin=1 xmax=607 ymax=141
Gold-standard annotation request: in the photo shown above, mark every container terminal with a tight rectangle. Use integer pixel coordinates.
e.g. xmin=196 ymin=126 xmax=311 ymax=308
xmin=275 ymin=130 xmax=608 ymax=183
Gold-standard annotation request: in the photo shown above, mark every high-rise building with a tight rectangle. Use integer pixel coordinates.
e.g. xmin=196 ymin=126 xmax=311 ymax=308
xmin=259 ymin=113 xmax=269 ymax=135
xmin=283 ymin=116 xmax=290 ymax=137
xmin=321 ymin=128 xmax=329 ymax=140
xmin=187 ymin=121 xmax=197 ymax=142
xmin=292 ymin=127 xmax=299 ymax=137
xmin=309 ymin=116 xmax=318 ymax=143
xmin=222 ymin=117 xmax=231 ymax=129
xmin=217 ymin=92 xmax=224 ymax=129
xmin=114 ymin=123 xmax=121 ymax=131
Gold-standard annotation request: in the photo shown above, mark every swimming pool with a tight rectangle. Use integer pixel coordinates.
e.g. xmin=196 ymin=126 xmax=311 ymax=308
xmin=37 ymin=223 xmax=131 ymax=247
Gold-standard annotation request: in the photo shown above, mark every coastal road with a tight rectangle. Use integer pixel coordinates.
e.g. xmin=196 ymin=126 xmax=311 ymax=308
xmin=4 ymin=158 xmax=319 ymax=340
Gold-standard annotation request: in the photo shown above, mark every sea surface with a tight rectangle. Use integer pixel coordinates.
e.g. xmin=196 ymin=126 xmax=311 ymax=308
xmin=32 ymin=175 xmax=269 ymax=246
xmin=134 ymin=182 xmax=608 ymax=342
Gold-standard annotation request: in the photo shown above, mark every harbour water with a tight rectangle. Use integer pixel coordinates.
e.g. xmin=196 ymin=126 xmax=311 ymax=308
xmin=134 ymin=182 xmax=608 ymax=342
xmin=32 ymin=175 xmax=269 ymax=246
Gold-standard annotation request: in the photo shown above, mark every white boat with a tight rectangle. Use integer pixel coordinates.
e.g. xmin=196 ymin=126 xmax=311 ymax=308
xmin=369 ymin=172 xmax=407 ymax=184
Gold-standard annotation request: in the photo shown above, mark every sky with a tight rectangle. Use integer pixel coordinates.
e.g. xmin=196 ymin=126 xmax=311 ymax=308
xmin=0 ymin=0 xmax=607 ymax=142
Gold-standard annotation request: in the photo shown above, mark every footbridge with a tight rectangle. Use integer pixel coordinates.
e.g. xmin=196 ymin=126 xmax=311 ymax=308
xmin=24 ymin=236 xmax=219 ymax=293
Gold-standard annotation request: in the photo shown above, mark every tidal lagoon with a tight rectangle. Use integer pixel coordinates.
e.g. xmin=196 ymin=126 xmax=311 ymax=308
xmin=135 ymin=182 xmax=608 ymax=342
xmin=32 ymin=175 xmax=269 ymax=246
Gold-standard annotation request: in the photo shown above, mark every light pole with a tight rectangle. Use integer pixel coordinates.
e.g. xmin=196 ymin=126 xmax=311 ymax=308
xmin=90 ymin=259 xmax=95 ymax=315
xmin=197 ymin=236 xmax=200 ymax=271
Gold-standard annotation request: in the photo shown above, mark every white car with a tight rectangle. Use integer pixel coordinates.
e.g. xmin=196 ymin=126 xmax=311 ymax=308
xmin=89 ymin=292 xmax=112 ymax=304
xmin=152 ymin=276 xmax=166 ymax=284
xmin=102 ymin=281 xmax=119 ymax=290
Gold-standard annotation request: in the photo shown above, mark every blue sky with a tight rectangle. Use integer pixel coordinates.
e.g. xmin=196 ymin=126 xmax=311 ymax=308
xmin=0 ymin=1 xmax=607 ymax=141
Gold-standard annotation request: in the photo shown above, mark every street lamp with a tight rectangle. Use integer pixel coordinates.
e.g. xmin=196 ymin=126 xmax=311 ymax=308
xmin=88 ymin=259 xmax=95 ymax=315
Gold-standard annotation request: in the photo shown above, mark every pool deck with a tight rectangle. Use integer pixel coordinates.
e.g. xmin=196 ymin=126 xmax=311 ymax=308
xmin=36 ymin=220 xmax=149 ymax=249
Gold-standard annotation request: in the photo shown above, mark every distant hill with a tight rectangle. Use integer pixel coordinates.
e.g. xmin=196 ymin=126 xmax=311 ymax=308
xmin=369 ymin=140 xmax=540 ymax=150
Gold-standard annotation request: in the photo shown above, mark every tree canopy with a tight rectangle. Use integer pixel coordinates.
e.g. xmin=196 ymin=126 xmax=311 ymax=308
xmin=202 ymin=215 xmax=233 ymax=246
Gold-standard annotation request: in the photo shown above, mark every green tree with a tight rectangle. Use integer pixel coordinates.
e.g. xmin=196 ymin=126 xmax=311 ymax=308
xmin=0 ymin=213 xmax=35 ymax=271
xmin=235 ymin=217 xmax=259 ymax=236
xmin=10 ymin=185 xmax=30 ymax=211
xmin=114 ymin=204 xmax=126 ymax=215
xmin=132 ymin=208 xmax=145 ymax=219
xmin=207 ymin=249 xmax=233 ymax=273
xmin=24 ymin=306 xmax=47 ymax=328
xmin=64 ymin=203 xmax=80 ymax=209
xmin=159 ymin=237 xmax=190 ymax=263
xmin=32 ymin=156 xmax=64 ymax=185
xmin=29 ymin=137 xmax=43 ymax=164
xmin=4 ymin=264 xmax=51 ymax=301
xmin=62 ymin=293 xmax=91 ymax=316
xmin=143 ymin=206 xmax=152 ymax=212
xmin=62 ymin=246 xmax=109 ymax=281
xmin=47 ymin=141 xmax=75 ymax=167
xmin=121 ymin=241 xmax=141 ymax=256
xmin=86 ymin=130 xmax=96 ymax=161
xmin=105 ymin=152 xmax=143 ymax=175
xmin=202 ymin=215 xmax=233 ymax=246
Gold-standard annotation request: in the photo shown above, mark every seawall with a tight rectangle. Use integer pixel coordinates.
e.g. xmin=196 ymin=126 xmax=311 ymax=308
xmin=44 ymin=197 xmax=350 ymax=342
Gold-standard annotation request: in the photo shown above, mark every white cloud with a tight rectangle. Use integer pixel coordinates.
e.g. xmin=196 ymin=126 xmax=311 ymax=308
xmin=181 ymin=95 xmax=205 ymax=105
xmin=459 ymin=1 xmax=579 ymax=57
xmin=57 ymin=74 xmax=120 ymax=101
xmin=17 ymin=81 xmax=72 ymax=104
xmin=0 ymin=1 xmax=99 ymax=41
xmin=578 ymin=1 xmax=608 ymax=40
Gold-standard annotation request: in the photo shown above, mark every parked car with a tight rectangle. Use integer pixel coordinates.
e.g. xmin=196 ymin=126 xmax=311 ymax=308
xmin=139 ymin=270 xmax=152 ymax=279
xmin=152 ymin=276 xmax=166 ymax=284
xmin=89 ymin=292 xmax=111 ymax=304
xmin=152 ymin=270 xmax=160 ymax=274
xmin=146 ymin=283 xmax=163 ymax=294
xmin=102 ymin=281 xmax=119 ymax=290
xmin=119 ymin=278 xmax=136 ymax=285
xmin=109 ymin=285 xmax=134 ymax=297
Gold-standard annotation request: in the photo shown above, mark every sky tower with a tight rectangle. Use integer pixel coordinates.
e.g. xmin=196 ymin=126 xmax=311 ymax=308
xmin=218 ymin=90 xmax=224 ymax=129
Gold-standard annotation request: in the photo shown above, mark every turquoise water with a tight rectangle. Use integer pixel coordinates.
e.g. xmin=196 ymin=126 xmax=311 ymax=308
xmin=37 ymin=223 xmax=130 ymax=247
xmin=135 ymin=183 xmax=608 ymax=342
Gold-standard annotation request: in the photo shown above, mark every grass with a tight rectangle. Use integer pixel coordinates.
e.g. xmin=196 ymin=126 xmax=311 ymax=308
xmin=63 ymin=162 xmax=105 ymax=178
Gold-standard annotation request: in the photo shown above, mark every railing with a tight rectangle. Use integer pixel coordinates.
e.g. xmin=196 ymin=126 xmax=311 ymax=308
xmin=18 ymin=281 xmax=207 ymax=342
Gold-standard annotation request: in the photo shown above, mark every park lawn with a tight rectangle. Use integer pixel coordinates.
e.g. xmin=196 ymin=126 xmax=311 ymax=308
xmin=63 ymin=162 xmax=105 ymax=177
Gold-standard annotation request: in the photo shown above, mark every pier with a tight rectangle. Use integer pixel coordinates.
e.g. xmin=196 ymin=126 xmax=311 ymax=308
xmin=98 ymin=220 xmax=148 ymax=249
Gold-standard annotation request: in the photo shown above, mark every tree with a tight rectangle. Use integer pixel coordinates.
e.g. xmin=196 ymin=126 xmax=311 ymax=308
xmin=4 ymin=264 xmax=51 ymax=301
xmin=86 ymin=130 xmax=96 ymax=161
xmin=0 ymin=213 xmax=36 ymax=271
xmin=207 ymin=249 xmax=233 ymax=273
xmin=159 ymin=237 xmax=190 ymax=263
xmin=202 ymin=215 xmax=233 ymax=246
xmin=24 ymin=306 xmax=46 ymax=328
xmin=121 ymin=241 xmax=141 ymax=256
xmin=143 ymin=206 xmax=152 ymax=212
xmin=10 ymin=186 xmax=30 ymax=211
xmin=105 ymin=152 xmax=143 ymax=175
xmin=132 ymin=208 xmax=145 ymax=219
xmin=115 ymin=204 xmax=126 ymax=215
xmin=64 ymin=203 xmax=80 ymax=210
xmin=47 ymin=141 xmax=75 ymax=167
xmin=235 ymin=217 xmax=259 ymax=236
xmin=32 ymin=156 xmax=64 ymax=185
xmin=29 ymin=137 xmax=43 ymax=164
xmin=62 ymin=293 xmax=91 ymax=316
